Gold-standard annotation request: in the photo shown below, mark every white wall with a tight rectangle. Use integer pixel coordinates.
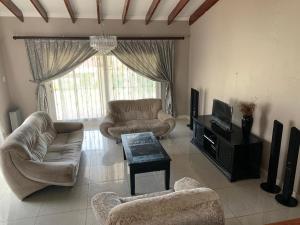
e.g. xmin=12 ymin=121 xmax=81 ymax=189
xmin=0 ymin=44 xmax=12 ymax=139
xmin=189 ymin=0 xmax=300 ymax=195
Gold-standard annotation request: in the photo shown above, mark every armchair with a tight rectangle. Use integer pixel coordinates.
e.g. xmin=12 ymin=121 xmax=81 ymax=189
xmin=91 ymin=177 xmax=225 ymax=225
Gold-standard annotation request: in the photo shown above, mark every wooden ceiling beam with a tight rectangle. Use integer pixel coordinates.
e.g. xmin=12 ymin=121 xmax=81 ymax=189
xmin=145 ymin=0 xmax=160 ymax=25
xmin=122 ymin=0 xmax=130 ymax=24
xmin=64 ymin=0 xmax=76 ymax=23
xmin=168 ymin=0 xmax=189 ymax=25
xmin=30 ymin=0 xmax=48 ymax=22
xmin=189 ymin=0 xmax=219 ymax=25
xmin=96 ymin=0 xmax=101 ymax=24
xmin=0 ymin=0 xmax=24 ymax=22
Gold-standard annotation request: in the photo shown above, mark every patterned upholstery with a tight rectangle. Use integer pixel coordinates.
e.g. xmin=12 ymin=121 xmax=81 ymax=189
xmin=100 ymin=99 xmax=176 ymax=140
xmin=0 ymin=111 xmax=84 ymax=200
xmin=91 ymin=177 xmax=225 ymax=225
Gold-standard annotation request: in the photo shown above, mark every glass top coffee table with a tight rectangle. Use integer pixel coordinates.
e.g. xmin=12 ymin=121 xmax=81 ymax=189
xmin=121 ymin=132 xmax=171 ymax=195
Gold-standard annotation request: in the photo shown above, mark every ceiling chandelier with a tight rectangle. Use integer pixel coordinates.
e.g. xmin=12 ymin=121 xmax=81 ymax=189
xmin=90 ymin=35 xmax=117 ymax=55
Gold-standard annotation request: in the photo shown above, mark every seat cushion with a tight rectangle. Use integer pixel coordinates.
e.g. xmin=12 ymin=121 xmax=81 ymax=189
xmin=107 ymin=119 xmax=170 ymax=139
xmin=43 ymin=130 xmax=83 ymax=184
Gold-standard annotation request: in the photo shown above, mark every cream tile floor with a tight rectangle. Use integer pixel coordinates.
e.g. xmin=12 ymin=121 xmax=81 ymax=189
xmin=0 ymin=119 xmax=300 ymax=225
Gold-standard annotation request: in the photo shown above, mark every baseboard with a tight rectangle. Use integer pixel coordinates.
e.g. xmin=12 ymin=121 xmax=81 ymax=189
xmin=177 ymin=114 xmax=189 ymax=120
xmin=260 ymin=168 xmax=268 ymax=180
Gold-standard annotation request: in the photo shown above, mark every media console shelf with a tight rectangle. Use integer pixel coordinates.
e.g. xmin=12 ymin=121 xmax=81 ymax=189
xmin=192 ymin=115 xmax=263 ymax=181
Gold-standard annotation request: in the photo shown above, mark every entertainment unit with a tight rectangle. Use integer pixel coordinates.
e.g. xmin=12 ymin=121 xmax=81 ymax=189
xmin=192 ymin=115 xmax=263 ymax=181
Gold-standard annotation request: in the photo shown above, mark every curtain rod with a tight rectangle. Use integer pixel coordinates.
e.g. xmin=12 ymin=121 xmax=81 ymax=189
xmin=13 ymin=36 xmax=185 ymax=40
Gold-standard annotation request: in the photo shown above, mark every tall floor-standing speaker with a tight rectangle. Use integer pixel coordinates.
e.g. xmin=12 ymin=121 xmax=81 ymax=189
xmin=275 ymin=127 xmax=300 ymax=207
xmin=261 ymin=120 xmax=283 ymax=193
xmin=187 ymin=88 xmax=199 ymax=130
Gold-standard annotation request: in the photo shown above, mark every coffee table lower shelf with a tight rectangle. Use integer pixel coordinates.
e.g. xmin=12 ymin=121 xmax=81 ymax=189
xmin=127 ymin=159 xmax=170 ymax=195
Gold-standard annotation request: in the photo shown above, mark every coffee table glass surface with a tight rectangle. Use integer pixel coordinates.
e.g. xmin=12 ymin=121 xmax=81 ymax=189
xmin=122 ymin=132 xmax=170 ymax=164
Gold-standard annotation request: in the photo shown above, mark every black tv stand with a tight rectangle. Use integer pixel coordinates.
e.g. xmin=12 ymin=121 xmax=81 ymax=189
xmin=192 ymin=115 xmax=263 ymax=181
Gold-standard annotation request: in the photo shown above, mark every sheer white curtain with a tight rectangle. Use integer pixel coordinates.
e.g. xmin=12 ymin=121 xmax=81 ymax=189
xmin=47 ymin=54 xmax=160 ymax=121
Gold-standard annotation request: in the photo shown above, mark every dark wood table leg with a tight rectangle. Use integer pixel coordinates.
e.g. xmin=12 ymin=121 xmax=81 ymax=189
xmin=130 ymin=167 xmax=135 ymax=195
xmin=165 ymin=164 xmax=170 ymax=190
xmin=123 ymin=147 xmax=126 ymax=160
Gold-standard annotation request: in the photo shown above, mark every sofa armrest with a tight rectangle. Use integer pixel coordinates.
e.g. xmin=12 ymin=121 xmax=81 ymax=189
xmin=174 ymin=177 xmax=202 ymax=192
xmin=91 ymin=192 xmax=122 ymax=225
xmin=107 ymin=188 xmax=224 ymax=225
xmin=157 ymin=110 xmax=176 ymax=133
xmin=11 ymin=155 xmax=77 ymax=185
xmin=53 ymin=122 xmax=83 ymax=133
xmin=100 ymin=115 xmax=115 ymax=139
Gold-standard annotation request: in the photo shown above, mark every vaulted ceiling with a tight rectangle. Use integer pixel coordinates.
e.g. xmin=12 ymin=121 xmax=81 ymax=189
xmin=0 ymin=0 xmax=219 ymax=25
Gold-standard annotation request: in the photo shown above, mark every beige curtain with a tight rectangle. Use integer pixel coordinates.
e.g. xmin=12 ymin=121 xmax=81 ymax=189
xmin=25 ymin=39 xmax=97 ymax=112
xmin=112 ymin=40 xmax=175 ymax=116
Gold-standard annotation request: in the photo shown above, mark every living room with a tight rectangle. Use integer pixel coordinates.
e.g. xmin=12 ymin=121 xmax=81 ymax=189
xmin=0 ymin=0 xmax=300 ymax=225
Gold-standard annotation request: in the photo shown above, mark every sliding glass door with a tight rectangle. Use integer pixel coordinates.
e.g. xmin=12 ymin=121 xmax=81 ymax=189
xmin=47 ymin=54 xmax=160 ymax=121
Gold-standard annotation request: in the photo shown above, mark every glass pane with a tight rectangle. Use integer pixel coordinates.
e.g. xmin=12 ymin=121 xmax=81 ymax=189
xmin=106 ymin=55 xmax=160 ymax=101
xmin=51 ymin=54 xmax=160 ymax=121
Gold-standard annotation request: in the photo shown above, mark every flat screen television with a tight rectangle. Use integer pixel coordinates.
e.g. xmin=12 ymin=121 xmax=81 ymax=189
xmin=211 ymin=99 xmax=232 ymax=132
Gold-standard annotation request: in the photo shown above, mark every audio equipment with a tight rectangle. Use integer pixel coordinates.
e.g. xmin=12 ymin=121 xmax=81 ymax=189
xmin=275 ymin=127 xmax=300 ymax=207
xmin=188 ymin=88 xmax=199 ymax=130
xmin=261 ymin=120 xmax=283 ymax=193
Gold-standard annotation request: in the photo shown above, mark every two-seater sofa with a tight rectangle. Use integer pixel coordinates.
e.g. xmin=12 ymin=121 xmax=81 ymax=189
xmin=100 ymin=99 xmax=176 ymax=140
xmin=0 ymin=111 xmax=83 ymax=200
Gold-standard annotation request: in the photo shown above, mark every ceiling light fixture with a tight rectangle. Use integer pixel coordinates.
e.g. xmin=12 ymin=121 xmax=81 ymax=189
xmin=89 ymin=35 xmax=117 ymax=55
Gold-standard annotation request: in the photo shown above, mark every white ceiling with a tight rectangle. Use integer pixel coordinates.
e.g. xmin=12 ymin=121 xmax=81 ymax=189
xmin=0 ymin=0 xmax=205 ymax=21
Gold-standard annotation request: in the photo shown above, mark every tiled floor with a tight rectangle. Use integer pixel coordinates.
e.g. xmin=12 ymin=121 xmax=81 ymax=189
xmin=0 ymin=119 xmax=299 ymax=225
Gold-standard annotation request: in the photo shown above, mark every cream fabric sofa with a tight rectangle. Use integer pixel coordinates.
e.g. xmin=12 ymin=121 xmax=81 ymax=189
xmin=91 ymin=177 xmax=224 ymax=225
xmin=100 ymin=99 xmax=176 ymax=140
xmin=0 ymin=111 xmax=84 ymax=200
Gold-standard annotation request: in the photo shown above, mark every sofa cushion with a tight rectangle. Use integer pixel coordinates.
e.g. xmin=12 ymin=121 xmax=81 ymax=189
xmin=42 ymin=131 xmax=83 ymax=185
xmin=45 ymin=130 xmax=83 ymax=167
xmin=108 ymin=99 xmax=162 ymax=122
xmin=107 ymin=119 xmax=170 ymax=138
xmin=31 ymin=130 xmax=48 ymax=162
xmin=44 ymin=148 xmax=81 ymax=164
xmin=41 ymin=150 xmax=81 ymax=185
xmin=2 ymin=112 xmax=57 ymax=162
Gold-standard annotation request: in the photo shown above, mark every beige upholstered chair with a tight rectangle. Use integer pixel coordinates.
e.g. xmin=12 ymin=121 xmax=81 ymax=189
xmin=91 ymin=177 xmax=225 ymax=225
xmin=100 ymin=99 xmax=176 ymax=140
xmin=0 ymin=111 xmax=84 ymax=200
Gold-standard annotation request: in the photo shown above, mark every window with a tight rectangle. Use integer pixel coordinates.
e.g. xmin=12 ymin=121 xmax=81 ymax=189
xmin=48 ymin=54 xmax=160 ymax=120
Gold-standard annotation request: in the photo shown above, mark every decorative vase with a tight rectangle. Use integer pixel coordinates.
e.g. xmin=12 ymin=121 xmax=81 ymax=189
xmin=242 ymin=116 xmax=253 ymax=138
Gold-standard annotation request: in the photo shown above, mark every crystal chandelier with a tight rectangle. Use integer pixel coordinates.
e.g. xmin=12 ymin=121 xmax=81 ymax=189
xmin=90 ymin=35 xmax=117 ymax=55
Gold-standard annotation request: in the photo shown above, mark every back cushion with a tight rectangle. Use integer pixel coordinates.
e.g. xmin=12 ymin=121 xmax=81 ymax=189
xmin=4 ymin=111 xmax=57 ymax=162
xmin=108 ymin=99 xmax=162 ymax=122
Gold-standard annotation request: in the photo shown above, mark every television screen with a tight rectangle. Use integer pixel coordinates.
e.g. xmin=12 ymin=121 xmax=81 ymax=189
xmin=211 ymin=99 xmax=232 ymax=131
